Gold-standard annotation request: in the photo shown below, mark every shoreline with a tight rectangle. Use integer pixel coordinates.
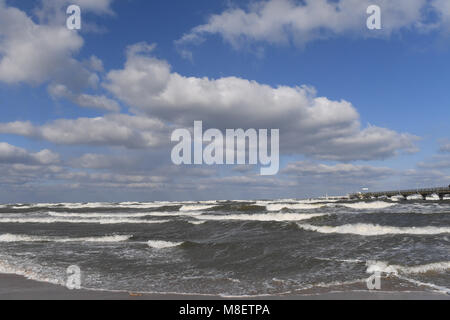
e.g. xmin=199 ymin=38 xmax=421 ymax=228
xmin=0 ymin=273 xmax=448 ymax=300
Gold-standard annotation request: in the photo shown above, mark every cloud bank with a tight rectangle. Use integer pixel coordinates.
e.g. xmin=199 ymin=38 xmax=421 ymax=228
xmin=103 ymin=43 xmax=418 ymax=160
xmin=177 ymin=0 xmax=450 ymax=50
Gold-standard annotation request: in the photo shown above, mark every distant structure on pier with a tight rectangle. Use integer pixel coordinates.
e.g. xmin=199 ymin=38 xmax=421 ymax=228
xmin=349 ymin=186 xmax=450 ymax=200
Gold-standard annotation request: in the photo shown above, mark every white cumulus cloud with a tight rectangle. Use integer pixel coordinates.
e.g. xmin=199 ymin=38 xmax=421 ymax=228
xmin=0 ymin=142 xmax=60 ymax=165
xmin=177 ymin=0 xmax=431 ymax=49
xmin=0 ymin=114 xmax=168 ymax=149
xmin=103 ymin=43 xmax=419 ymax=160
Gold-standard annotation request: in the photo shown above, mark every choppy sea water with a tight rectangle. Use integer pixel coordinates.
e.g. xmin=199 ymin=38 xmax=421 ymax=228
xmin=0 ymin=199 xmax=449 ymax=297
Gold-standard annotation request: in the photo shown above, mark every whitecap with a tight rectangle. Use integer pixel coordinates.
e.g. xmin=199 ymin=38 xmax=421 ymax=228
xmin=0 ymin=234 xmax=132 ymax=243
xmin=147 ymin=240 xmax=183 ymax=249
xmin=179 ymin=205 xmax=218 ymax=212
xmin=366 ymin=260 xmax=450 ymax=275
xmin=265 ymin=203 xmax=325 ymax=211
xmin=297 ymin=223 xmax=450 ymax=236
xmin=196 ymin=213 xmax=325 ymax=222
xmin=0 ymin=217 xmax=169 ymax=225
xmin=340 ymin=201 xmax=396 ymax=210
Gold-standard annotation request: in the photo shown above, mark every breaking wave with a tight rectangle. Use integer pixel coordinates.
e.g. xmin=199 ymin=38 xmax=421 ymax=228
xmin=265 ymin=203 xmax=325 ymax=211
xmin=196 ymin=213 xmax=326 ymax=222
xmin=5 ymin=202 xmax=183 ymax=210
xmin=0 ymin=217 xmax=169 ymax=225
xmin=366 ymin=260 xmax=450 ymax=275
xmin=364 ymin=260 xmax=450 ymax=294
xmin=296 ymin=223 xmax=450 ymax=235
xmin=46 ymin=211 xmax=202 ymax=218
xmin=0 ymin=234 xmax=132 ymax=243
xmin=147 ymin=240 xmax=183 ymax=249
xmin=47 ymin=212 xmax=155 ymax=218
xmin=188 ymin=220 xmax=207 ymax=225
xmin=339 ymin=201 xmax=397 ymax=210
xmin=179 ymin=205 xmax=218 ymax=212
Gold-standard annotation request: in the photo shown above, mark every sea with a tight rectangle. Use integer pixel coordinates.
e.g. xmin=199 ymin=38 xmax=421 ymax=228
xmin=0 ymin=197 xmax=449 ymax=297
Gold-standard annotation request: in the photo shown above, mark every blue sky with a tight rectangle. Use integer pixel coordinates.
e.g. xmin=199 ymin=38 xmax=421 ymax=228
xmin=0 ymin=0 xmax=449 ymax=202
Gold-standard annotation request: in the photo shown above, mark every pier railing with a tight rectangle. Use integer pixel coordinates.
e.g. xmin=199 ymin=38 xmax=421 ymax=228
xmin=349 ymin=187 xmax=450 ymax=200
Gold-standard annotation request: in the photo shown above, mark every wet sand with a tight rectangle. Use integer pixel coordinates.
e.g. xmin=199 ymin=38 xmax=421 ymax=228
xmin=0 ymin=274 xmax=448 ymax=300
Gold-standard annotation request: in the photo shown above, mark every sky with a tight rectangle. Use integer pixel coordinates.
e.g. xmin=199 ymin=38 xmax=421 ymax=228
xmin=0 ymin=0 xmax=450 ymax=203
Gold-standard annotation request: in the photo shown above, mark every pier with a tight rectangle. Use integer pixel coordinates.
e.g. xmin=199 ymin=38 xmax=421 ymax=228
xmin=349 ymin=186 xmax=450 ymax=200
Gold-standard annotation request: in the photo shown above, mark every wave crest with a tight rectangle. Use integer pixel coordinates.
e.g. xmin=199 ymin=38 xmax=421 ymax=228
xmin=0 ymin=218 xmax=169 ymax=225
xmin=147 ymin=240 xmax=183 ymax=249
xmin=366 ymin=260 xmax=450 ymax=275
xmin=0 ymin=234 xmax=132 ymax=243
xmin=297 ymin=223 xmax=450 ymax=235
xmin=266 ymin=203 xmax=325 ymax=211
xmin=196 ymin=213 xmax=326 ymax=222
xmin=179 ymin=205 xmax=218 ymax=212
xmin=339 ymin=201 xmax=397 ymax=210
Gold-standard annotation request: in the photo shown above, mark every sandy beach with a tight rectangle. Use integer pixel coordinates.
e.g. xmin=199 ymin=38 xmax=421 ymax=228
xmin=0 ymin=274 xmax=448 ymax=300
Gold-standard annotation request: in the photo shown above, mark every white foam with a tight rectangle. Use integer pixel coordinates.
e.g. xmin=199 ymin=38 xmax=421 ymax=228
xmin=296 ymin=199 xmax=339 ymax=204
xmin=32 ymin=202 xmax=109 ymax=209
xmin=256 ymin=199 xmax=338 ymax=207
xmin=0 ymin=259 xmax=62 ymax=285
xmin=116 ymin=202 xmax=180 ymax=209
xmin=272 ymin=198 xmax=299 ymax=202
xmin=407 ymin=194 xmax=423 ymax=200
xmin=8 ymin=202 xmax=180 ymax=210
xmin=265 ymin=203 xmax=325 ymax=211
xmin=340 ymin=201 xmax=396 ymax=210
xmin=47 ymin=212 xmax=155 ymax=218
xmin=255 ymin=200 xmax=293 ymax=205
xmin=364 ymin=261 xmax=450 ymax=294
xmin=366 ymin=260 xmax=450 ymax=275
xmin=0 ymin=234 xmax=132 ymax=243
xmin=147 ymin=240 xmax=183 ymax=249
xmin=395 ymin=261 xmax=450 ymax=274
xmin=179 ymin=205 xmax=218 ymax=212
xmin=188 ymin=220 xmax=207 ymax=225
xmin=59 ymin=202 xmax=112 ymax=209
xmin=196 ymin=213 xmax=325 ymax=222
xmin=390 ymin=196 xmax=404 ymax=202
xmin=297 ymin=223 xmax=450 ymax=236
xmin=0 ymin=217 xmax=169 ymax=225
xmin=426 ymin=194 xmax=440 ymax=201
xmin=47 ymin=211 xmax=202 ymax=218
